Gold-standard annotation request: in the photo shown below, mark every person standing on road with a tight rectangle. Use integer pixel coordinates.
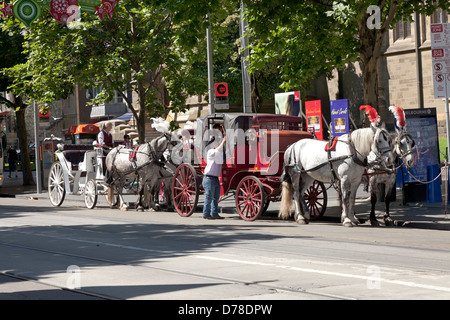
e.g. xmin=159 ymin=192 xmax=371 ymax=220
xmin=203 ymin=124 xmax=226 ymax=220
xmin=6 ymin=145 xmax=18 ymax=178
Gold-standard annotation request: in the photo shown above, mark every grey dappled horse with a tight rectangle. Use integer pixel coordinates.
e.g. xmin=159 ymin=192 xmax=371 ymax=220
xmin=279 ymin=105 xmax=393 ymax=227
xmin=366 ymin=106 xmax=415 ymax=226
xmin=106 ymin=132 xmax=177 ymax=211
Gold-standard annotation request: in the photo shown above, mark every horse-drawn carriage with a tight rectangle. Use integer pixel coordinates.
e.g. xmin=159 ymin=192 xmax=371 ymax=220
xmin=48 ymin=123 xmax=164 ymax=210
xmin=48 ymin=143 xmax=110 ymax=208
xmin=172 ymin=113 xmax=328 ymax=221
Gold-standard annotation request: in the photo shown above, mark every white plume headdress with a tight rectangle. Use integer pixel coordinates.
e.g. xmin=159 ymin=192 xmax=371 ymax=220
xmin=151 ymin=117 xmax=171 ymax=134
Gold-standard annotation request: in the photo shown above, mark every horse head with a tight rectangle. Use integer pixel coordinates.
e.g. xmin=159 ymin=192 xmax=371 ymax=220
xmin=389 ymin=106 xmax=415 ymax=168
xmin=360 ymin=105 xmax=394 ymax=168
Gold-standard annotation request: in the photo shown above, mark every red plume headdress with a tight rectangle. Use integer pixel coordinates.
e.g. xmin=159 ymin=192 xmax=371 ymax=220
xmin=360 ymin=105 xmax=380 ymax=126
xmin=389 ymin=105 xmax=406 ymax=128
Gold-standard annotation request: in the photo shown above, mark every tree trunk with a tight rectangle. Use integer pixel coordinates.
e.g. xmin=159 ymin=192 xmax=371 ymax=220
xmin=250 ymin=73 xmax=263 ymax=113
xmin=361 ymin=55 xmax=379 ymax=109
xmin=15 ymin=99 xmax=35 ymax=186
xmin=358 ymin=2 xmax=397 ymax=110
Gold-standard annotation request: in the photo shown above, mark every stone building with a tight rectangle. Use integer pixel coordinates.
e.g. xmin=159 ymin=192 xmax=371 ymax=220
xmin=327 ymin=9 xmax=449 ymax=136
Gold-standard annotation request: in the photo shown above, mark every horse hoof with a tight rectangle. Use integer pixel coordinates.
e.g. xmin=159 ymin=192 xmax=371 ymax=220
xmin=120 ymin=207 xmax=128 ymax=211
xmin=384 ymin=217 xmax=394 ymax=227
xmin=343 ymin=222 xmax=353 ymax=227
xmin=370 ymin=219 xmax=380 ymax=227
xmin=149 ymin=208 xmax=156 ymax=212
xmin=296 ymin=219 xmax=307 ymax=225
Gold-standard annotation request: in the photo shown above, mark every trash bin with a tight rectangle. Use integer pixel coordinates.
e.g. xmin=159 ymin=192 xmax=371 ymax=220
xmin=426 ymin=164 xmax=442 ymax=203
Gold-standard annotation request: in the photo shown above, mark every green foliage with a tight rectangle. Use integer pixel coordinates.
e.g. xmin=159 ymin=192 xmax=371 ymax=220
xmin=0 ymin=0 xmax=232 ymax=121
xmin=244 ymin=1 xmax=359 ymax=92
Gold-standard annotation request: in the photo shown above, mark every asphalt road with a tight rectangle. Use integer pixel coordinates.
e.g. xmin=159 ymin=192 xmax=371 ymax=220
xmin=1 ymin=187 xmax=450 ymax=301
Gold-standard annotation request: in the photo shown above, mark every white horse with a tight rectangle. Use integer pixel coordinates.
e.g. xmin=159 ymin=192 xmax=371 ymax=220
xmin=366 ymin=106 xmax=415 ymax=226
xmin=106 ymin=120 xmax=178 ymax=211
xmin=279 ymin=105 xmax=393 ymax=227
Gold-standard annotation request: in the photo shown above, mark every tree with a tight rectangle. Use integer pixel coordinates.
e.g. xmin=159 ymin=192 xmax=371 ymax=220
xmin=3 ymin=0 xmax=229 ymax=143
xmin=0 ymin=27 xmax=35 ymax=186
xmin=244 ymin=1 xmax=358 ymax=95
xmin=244 ymin=0 xmax=450 ymax=108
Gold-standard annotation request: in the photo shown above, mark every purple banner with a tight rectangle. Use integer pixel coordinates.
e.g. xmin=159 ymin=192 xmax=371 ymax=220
xmin=330 ymin=99 xmax=349 ymax=137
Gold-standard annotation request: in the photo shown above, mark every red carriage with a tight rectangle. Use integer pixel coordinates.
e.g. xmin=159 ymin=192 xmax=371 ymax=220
xmin=172 ymin=113 xmax=328 ymax=221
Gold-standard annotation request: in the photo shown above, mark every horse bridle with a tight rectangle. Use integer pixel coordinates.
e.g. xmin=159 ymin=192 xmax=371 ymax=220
xmin=395 ymin=131 xmax=415 ymax=161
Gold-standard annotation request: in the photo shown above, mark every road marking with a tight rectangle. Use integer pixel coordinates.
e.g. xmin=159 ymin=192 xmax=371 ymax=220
xmin=195 ymin=255 xmax=450 ymax=294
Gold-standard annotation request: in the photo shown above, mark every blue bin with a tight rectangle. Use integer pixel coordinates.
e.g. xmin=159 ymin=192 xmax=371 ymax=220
xmin=426 ymin=164 xmax=442 ymax=203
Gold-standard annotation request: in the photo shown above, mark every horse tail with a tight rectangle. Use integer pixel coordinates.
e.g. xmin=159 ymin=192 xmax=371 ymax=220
xmin=279 ymin=179 xmax=293 ymax=219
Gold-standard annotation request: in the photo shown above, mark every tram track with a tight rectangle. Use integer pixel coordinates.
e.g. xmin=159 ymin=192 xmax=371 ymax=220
xmin=2 ymin=198 xmax=450 ymax=299
xmin=0 ymin=240 xmax=356 ymax=300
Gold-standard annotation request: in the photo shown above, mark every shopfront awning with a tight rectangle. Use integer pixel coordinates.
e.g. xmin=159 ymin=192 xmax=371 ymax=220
xmin=111 ymin=112 xmax=133 ymax=122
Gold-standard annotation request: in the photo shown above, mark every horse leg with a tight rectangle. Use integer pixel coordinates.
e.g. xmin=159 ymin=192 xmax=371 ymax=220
xmin=348 ymin=182 xmax=361 ymax=225
xmin=293 ymin=174 xmax=308 ymax=224
xmin=147 ymin=183 xmax=158 ymax=212
xmin=164 ymin=178 xmax=174 ymax=212
xmin=370 ymin=190 xmax=379 ymax=226
xmin=136 ymin=181 xmax=145 ymax=212
xmin=369 ymin=179 xmax=380 ymax=226
xmin=384 ymin=181 xmax=395 ymax=226
xmin=340 ymin=179 xmax=353 ymax=227
xmin=118 ymin=194 xmax=128 ymax=211
xmin=295 ymin=175 xmax=314 ymax=224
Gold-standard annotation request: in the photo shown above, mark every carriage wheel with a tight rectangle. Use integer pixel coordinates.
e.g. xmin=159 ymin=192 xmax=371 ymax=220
xmin=304 ymin=180 xmax=327 ymax=221
xmin=236 ymin=176 xmax=265 ymax=221
xmin=84 ymin=179 xmax=98 ymax=209
xmin=173 ymin=164 xmax=199 ymax=217
xmin=48 ymin=162 xmax=66 ymax=207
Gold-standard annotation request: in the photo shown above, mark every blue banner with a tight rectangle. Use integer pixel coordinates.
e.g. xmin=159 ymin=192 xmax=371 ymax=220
xmin=330 ymin=99 xmax=349 ymax=137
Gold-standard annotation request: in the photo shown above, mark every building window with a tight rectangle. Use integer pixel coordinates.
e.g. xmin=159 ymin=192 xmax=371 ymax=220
xmin=431 ymin=8 xmax=448 ymax=24
xmin=87 ymin=87 xmax=124 ymax=104
xmin=393 ymin=19 xmax=411 ymax=42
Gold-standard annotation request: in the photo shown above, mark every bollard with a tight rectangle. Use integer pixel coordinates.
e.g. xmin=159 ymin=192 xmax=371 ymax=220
xmin=426 ymin=164 xmax=442 ymax=203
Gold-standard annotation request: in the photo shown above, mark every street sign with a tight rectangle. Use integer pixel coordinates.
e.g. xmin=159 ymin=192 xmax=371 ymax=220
xmin=215 ymin=83 xmax=228 ymax=97
xmin=431 ymin=23 xmax=450 ymax=98
xmin=214 ymin=83 xmax=229 ymax=110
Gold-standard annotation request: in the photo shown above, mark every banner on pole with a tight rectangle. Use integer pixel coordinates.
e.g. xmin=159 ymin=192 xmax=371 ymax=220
xmin=274 ymin=92 xmax=301 ymax=117
xmin=330 ymin=99 xmax=349 ymax=137
xmin=305 ymin=100 xmax=323 ymax=140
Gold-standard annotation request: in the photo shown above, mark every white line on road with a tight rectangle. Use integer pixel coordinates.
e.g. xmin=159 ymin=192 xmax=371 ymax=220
xmin=195 ymin=255 xmax=450 ymax=294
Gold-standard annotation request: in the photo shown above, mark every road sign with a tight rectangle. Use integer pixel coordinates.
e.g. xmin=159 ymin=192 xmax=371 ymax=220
xmin=215 ymin=83 xmax=228 ymax=97
xmin=431 ymin=23 xmax=450 ymax=98
xmin=215 ymin=83 xmax=229 ymax=110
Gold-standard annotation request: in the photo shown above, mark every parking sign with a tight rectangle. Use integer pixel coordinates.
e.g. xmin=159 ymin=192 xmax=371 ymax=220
xmin=431 ymin=23 xmax=450 ymax=99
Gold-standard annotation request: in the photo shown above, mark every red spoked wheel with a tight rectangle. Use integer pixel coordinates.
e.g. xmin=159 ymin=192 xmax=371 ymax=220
xmin=303 ymin=180 xmax=327 ymax=221
xmin=173 ymin=164 xmax=199 ymax=217
xmin=235 ymin=176 xmax=265 ymax=221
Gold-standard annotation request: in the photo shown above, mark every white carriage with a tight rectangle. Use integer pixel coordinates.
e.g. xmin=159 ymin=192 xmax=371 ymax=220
xmin=48 ymin=143 xmax=111 ymax=209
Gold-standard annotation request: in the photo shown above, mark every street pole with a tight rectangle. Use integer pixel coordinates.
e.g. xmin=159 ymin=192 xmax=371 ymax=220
xmin=33 ymin=100 xmax=41 ymax=194
xmin=445 ymin=79 xmax=450 ymax=164
xmin=206 ymin=13 xmax=215 ymax=115
xmin=240 ymin=2 xmax=251 ymax=113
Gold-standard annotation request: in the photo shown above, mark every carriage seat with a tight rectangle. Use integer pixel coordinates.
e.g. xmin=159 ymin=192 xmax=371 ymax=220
xmin=62 ymin=144 xmax=94 ymax=170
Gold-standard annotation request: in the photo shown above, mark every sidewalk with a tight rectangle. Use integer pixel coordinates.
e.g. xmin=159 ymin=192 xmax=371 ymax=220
xmin=1 ymin=170 xmax=450 ymax=230
xmin=0 ymin=171 xmax=38 ymax=198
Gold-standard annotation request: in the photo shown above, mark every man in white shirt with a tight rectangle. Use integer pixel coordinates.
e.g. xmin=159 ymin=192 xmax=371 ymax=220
xmin=97 ymin=122 xmax=114 ymax=152
xmin=203 ymin=124 xmax=226 ymax=220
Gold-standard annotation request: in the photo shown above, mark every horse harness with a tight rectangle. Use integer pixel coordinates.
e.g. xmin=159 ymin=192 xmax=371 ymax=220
xmin=108 ymin=134 xmax=171 ymax=184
